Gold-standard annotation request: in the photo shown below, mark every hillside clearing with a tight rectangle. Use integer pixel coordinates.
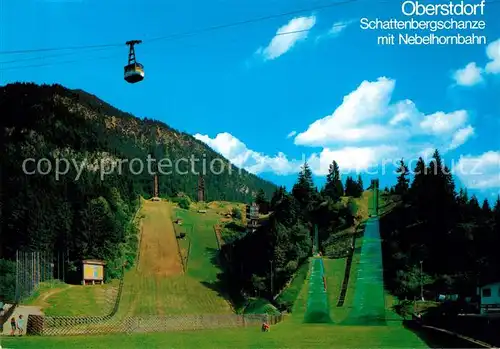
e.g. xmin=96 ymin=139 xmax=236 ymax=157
xmin=25 ymin=281 xmax=119 ymax=316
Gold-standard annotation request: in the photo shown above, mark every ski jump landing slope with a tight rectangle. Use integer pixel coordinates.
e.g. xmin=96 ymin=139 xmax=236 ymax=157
xmin=304 ymin=257 xmax=332 ymax=323
xmin=343 ymin=179 xmax=386 ymax=326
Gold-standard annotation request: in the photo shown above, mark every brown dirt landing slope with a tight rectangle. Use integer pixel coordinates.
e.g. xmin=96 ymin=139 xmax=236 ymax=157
xmin=116 ymin=200 xmax=234 ymax=316
xmin=138 ymin=200 xmax=183 ymax=277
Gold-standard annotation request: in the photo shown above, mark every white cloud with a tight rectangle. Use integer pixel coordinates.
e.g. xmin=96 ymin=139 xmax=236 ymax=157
xmin=452 ymin=38 xmax=500 ymax=85
xmin=287 ymin=131 xmax=297 ymax=138
xmin=419 ymin=147 xmax=436 ymax=160
xmin=328 ymin=20 xmax=354 ymax=36
xmin=307 ymin=145 xmax=398 ymax=176
xmin=316 ymin=19 xmax=355 ymax=41
xmin=256 ymin=15 xmax=316 ymax=61
xmin=196 ymin=77 xmax=477 ymax=178
xmin=485 ymin=38 xmax=500 ymax=74
xmin=448 ymin=125 xmax=475 ymax=151
xmin=194 ymin=132 xmax=302 ymax=175
xmin=452 ymin=62 xmax=484 ymax=86
xmin=294 ymin=77 xmax=468 ymax=148
xmin=194 ymin=132 xmax=252 ymax=168
xmin=294 ymin=77 xmax=397 ymax=146
xmin=455 ymin=151 xmax=500 ymax=190
xmin=420 ymin=110 xmax=468 ymax=135
xmin=289 ymin=77 xmax=475 ymax=175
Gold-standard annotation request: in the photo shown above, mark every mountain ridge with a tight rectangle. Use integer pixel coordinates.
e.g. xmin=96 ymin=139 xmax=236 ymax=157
xmin=0 ymin=82 xmax=277 ymax=262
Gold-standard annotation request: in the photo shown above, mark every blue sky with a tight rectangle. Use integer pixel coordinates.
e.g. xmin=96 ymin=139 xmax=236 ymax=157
xmin=1 ymin=0 xmax=499 ymax=202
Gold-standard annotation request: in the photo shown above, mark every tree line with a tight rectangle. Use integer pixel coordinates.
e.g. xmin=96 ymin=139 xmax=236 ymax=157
xmin=219 ymin=161 xmax=362 ymax=308
xmin=219 ymin=150 xmax=499 ymax=311
xmin=381 ymin=151 xmax=500 ymax=299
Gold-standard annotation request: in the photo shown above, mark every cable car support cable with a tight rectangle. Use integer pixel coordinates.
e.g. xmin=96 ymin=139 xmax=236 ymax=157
xmin=0 ymin=0 xmax=360 ymax=56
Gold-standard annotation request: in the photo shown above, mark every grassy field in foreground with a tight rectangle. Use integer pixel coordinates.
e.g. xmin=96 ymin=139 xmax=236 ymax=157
xmin=24 ymin=280 xmax=119 ymax=316
xmin=1 ymin=321 xmax=432 ymax=349
xmin=22 ymin=200 xmax=233 ymax=317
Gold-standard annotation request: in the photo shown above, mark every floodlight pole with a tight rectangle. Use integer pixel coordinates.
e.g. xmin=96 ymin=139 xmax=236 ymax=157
xmin=420 ymin=260 xmax=424 ymax=301
xmin=270 ymin=260 xmax=274 ymax=297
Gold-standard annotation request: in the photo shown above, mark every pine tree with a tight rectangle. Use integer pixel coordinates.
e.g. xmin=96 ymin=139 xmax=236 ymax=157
xmin=457 ymin=188 xmax=469 ymax=207
xmin=344 ymin=176 xmax=355 ymax=196
xmin=481 ymin=198 xmax=493 ymax=223
xmin=468 ymin=195 xmax=482 ymax=219
xmin=482 ymin=199 xmax=491 ymax=212
xmin=356 ymin=175 xmax=364 ymax=197
xmin=323 ymin=160 xmax=343 ymax=202
xmin=395 ymin=159 xmax=410 ymax=196
xmin=494 ymin=196 xmax=500 ymax=225
xmin=292 ymin=162 xmax=316 ymax=214
xmin=255 ymin=189 xmax=270 ymax=214
xmin=270 ymin=186 xmax=286 ymax=211
xmin=410 ymin=157 xmax=426 ymax=196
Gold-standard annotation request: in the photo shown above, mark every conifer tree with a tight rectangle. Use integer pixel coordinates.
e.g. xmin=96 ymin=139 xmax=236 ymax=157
xmin=395 ymin=159 xmax=410 ymax=196
xmin=481 ymin=199 xmax=491 ymax=212
xmin=292 ymin=162 xmax=317 ymax=215
xmin=323 ymin=160 xmax=344 ymax=202
xmin=356 ymin=175 xmax=364 ymax=197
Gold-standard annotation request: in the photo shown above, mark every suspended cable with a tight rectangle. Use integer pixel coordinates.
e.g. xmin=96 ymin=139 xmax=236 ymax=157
xmin=1 ymin=0 xmax=498 ymax=57
xmin=0 ymin=54 xmax=119 ymax=71
xmin=0 ymin=24 xmax=345 ymax=71
xmin=144 ymin=0 xmax=358 ymax=44
xmin=2 ymin=0 xmax=498 ymax=69
xmin=0 ymin=0 xmax=358 ymax=56
xmin=0 ymin=46 xmax=122 ymax=65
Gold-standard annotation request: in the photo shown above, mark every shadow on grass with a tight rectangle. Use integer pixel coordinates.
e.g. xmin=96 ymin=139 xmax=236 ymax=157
xmin=402 ymin=320 xmax=486 ymax=348
xmin=198 ymin=247 xmax=244 ymax=309
xmin=224 ymin=221 xmax=246 ymax=233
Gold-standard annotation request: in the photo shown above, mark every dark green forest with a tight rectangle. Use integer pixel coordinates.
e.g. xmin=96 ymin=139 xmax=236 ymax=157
xmin=0 ymin=83 xmax=276 ymax=291
xmin=219 ymin=162 xmax=364 ymax=308
xmin=381 ymin=154 xmax=500 ymax=299
xmin=219 ymin=152 xmax=499 ymax=310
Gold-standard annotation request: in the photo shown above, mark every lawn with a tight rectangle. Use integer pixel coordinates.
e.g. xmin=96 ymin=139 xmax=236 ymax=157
xmin=24 ymin=280 xmax=119 ymax=316
xmin=115 ymin=201 xmax=232 ymax=316
xmin=275 ymin=259 xmax=310 ymax=311
xmin=173 ymin=207 xmax=226 ymax=284
xmin=3 ymin=196 xmax=441 ymax=348
xmin=1 ymin=321 xmax=433 ymax=349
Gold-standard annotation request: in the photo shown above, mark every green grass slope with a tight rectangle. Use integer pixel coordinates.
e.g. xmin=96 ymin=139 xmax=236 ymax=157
xmin=4 ymin=322 xmax=432 ymax=349
xmin=116 ymin=201 xmax=233 ymax=316
xmin=275 ymin=259 xmax=310 ymax=312
xmin=26 ymin=200 xmax=233 ymax=317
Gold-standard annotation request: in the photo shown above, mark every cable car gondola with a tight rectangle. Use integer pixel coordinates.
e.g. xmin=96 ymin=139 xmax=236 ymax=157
xmin=124 ymin=40 xmax=144 ymax=83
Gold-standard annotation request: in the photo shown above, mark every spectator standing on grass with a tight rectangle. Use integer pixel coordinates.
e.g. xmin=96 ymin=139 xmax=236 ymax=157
xmin=9 ymin=317 xmax=16 ymax=336
xmin=17 ymin=315 xmax=25 ymax=336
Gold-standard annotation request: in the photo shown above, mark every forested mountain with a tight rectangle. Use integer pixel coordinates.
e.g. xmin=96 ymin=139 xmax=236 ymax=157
xmin=0 ymin=82 xmax=276 ymax=270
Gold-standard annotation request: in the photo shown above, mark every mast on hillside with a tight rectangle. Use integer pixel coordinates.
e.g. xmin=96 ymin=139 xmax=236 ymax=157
xmin=313 ymin=224 xmax=319 ymax=256
xmin=152 ymin=174 xmax=160 ymax=201
xmin=246 ymin=202 xmax=260 ymax=233
xmin=198 ymin=174 xmax=205 ymax=202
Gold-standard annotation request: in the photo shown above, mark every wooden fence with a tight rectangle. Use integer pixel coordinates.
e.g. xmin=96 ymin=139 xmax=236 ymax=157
xmin=27 ymin=313 xmax=285 ymax=336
